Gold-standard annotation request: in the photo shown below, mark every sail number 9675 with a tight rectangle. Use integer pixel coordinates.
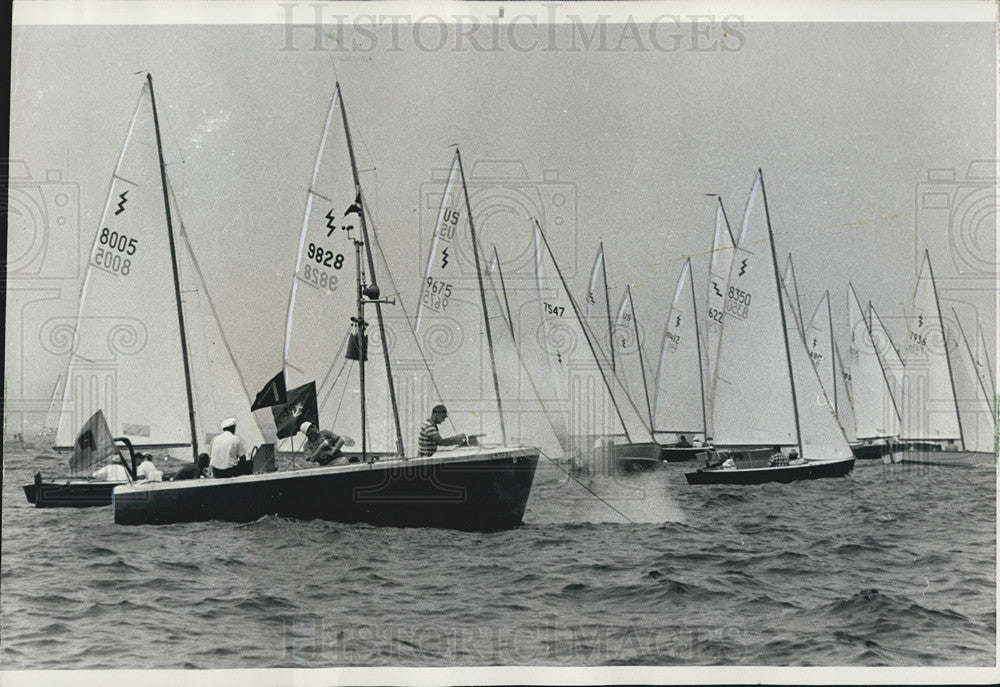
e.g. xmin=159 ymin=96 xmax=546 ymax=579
xmin=422 ymin=278 xmax=452 ymax=311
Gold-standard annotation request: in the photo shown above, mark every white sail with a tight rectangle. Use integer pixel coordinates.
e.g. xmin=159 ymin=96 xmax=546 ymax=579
xmin=43 ymin=377 xmax=63 ymax=433
xmin=869 ymin=304 xmax=905 ymax=405
xmin=833 ymin=341 xmax=858 ymax=443
xmin=583 ymin=243 xmax=615 ymax=371
xmin=805 ymin=292 xmax=838 ymax=416
xmin=846 ymin=284 xmax=899 ymax=439
xmin=712 ymin=172 xmax=798 ymax=448
xmin=57 ymin=82 xmax=196 ymax=452
xmin=704 ymin=198 xmax=735 ymax=439
xmin=899 ymin=253 xmax=962 ymax=442
xmin=534 ymin=223 xmax=654 ymax=444
xmin=951 ymin=310 xmax=996 ymax=453
xmin=783 ymin=281 xmax=853 ymax=460
xmin=612 ymin=287 xmax=654 ymax=428
xmin=282 ymin=87 xmax=397 ymax=453
xmin=414 ymin=150 xmax=506 ymax=444
xmin=653 ymin=259 xmax=707 ymax=437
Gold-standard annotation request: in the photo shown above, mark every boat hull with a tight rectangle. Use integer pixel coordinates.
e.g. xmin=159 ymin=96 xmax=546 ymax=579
xmin=23 ymin=480 xmax=122 ymax=508
xmin=850 ymin=443 xmax=894 ymax=460
xmin=685 ymin=457 xmax=856 ymax=485
xmin=114 ymin=447 xmax=539 ymax=530
xmin=888 ymin=448 xmax=995 ymax=467
xmin=611 ymin=442 xmax=663 ymax=473
xmin=659 ymin=446 xmax=706 ymax=462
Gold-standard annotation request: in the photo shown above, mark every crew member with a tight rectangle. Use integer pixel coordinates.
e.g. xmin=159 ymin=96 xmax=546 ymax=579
xmin=300 ymin=421 xmax=346 ymax=466
xmin=210 ymin=417 xmax=248 ymax=478
xmin=418 ymin=404 xmax=467 ymax=457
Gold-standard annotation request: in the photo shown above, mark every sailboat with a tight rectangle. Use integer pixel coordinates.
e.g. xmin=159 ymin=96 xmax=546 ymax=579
xmin=703 ymin=197 xmax=736 ymax=443
xmin=686 ymin=171 xmax=856 ymax=485
xmin=24 ymin=75 xmax=264 ymax=507
xmin=804 ymin=291 xmax=859 ymax=447
xmin=533 ymin=221 xmax=662 ymax=474
xmin=611 ymin=286 xmax=656 ymax=435
xmin=844 ymin=284 xmax=901 ymax=459
xmin=890 ymin=251 xmax=993 ymax=465
xmin=949 ymin=309 xmax=997 ymax=457
xmin=652 ymin=258 xmax=711 ymax=460
xmin=114 ymin=84 xmax=539 ymax=529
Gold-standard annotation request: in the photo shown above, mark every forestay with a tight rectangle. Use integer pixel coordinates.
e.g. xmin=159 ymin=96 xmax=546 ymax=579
xmin=899 ymin=253 xmax=962 ymax=443
xmin=653 ymin=259 xmax=707 ymax=437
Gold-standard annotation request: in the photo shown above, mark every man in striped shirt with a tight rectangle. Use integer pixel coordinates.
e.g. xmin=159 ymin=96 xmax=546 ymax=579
xmin=418 ymin=405 xmax=467 ymax=457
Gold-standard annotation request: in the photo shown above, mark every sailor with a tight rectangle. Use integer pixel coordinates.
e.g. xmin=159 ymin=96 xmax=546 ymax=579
xmin=676 ymin=435 xmax=692 ymax=448
xmin=691 ymin=436 xmax=704 ymax=448
xmin=788 ymin=449 xmax=806 ymax=466
xmin=768 ymin=446 xmax=789 ymax=467
xmin=92 ymin=458 xmax=130 ymax=482
xmin=170 ymin=453 xmax=211 ymax=481
xmin=210 ymin=417 xmax=249 ymax=478
xmin=135 ymin=453 xmax=162 ymax=481
xmin=299 ymin=421 xmax=346 ymax=466
xmin=418 ymin=405 xmax=467 ymax=457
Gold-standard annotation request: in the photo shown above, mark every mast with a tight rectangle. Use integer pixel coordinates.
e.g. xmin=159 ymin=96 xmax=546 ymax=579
xmin=626 ymin=285 xmax=655 ymax=430
xmin=687 ymin=258 xmax=709 ymax=440
xmin=147 ymin=73 xmax=199 ymax=462
xmin=493 ymin=246 xmax=516 ymax=342
xmin=825 ymin=290 xmax=837 ymax=415
xmin=926 ymin=251 xmax=965 ymax=449
xmin=600 ymin=242 xmax=616 ymax=372
xmin=337 ymin=83 xmax=405 ymax=457
xmin=760 ymin=170 xmax=803 ymax=457
xmin=536 ymin=219 xmax=633 ymax=443
xmin=456 ymin=149 xmax=507 ymax=444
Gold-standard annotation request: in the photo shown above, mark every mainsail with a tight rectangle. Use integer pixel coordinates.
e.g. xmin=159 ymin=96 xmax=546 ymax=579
xmin=782 ymin=253 xmax=804 ymax=334
xmin=976 ymin=323 xmax=996 ymax=400
xmin=282 ymin=85 xmax=398 ymax=453
xmin=712 ymin=170 xmax=850 ymax=460
xmin=950 ymin=309 xmax=996 ymax=454
xmin=414 ymin=149 xmax=506 ymax=445
xmin=652 ymin=258 xmax=707 ymax=438
xmin=583 ymin=243 xmax=615 ymax=371
xmin=56 ymin=80 xmax=196 ymax=456
xmin=833 ymin=341 xmax=858 ymax=443
xmin=612 ymin=286 xmax=654 ymax=428
xmin=846 ymin=284 xmax=900 ymax=439
xmin=534 ymin=222 xmax=654 ymax=444
xmin=899 ymin=252 xmax=962 ymax=444
xmin=869 ymin=303 xmax=905 ymax=405
xmin=804 ymin=292 xmax=838 ymax=416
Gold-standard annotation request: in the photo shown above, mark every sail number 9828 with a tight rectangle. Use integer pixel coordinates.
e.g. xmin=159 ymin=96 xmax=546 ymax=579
xmin=301 ymin=263 xmax=339 ymax=292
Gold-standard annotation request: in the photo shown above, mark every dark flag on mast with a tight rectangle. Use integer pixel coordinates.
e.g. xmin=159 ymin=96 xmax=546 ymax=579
xmin=344 ymin=193 xmax=362 ymax=217
xmin=250 ymin=371 xmax=287 ymax=411
xmin=272 ymin=382 xmax=319 ymax=439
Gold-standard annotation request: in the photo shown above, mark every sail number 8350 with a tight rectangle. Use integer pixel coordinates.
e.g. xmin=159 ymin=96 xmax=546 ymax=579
xmin=725 ymin=286 xmax=752 ymax=320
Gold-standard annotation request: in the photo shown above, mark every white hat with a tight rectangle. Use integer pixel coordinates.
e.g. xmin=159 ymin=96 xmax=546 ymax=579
xmin=300 ymin=421 xmax=313 ymax=434
xmin=220 ymin=417 xmax=237 ymax=429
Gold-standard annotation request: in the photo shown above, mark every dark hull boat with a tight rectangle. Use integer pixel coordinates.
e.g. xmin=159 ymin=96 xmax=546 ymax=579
xmin=612 ymin=442 xmax=663 ymax=473
xmin=686 ymin=456 xmax=855 ymax=485
xmin=23 ymin=476 xmax=121 ymax=508
xmin=850 ymin=442 xmax=894 ymax=460
xmin=114 ymin=447 xmax=539 ymax=530
xmin=658 ymin=445 xmax=705 ymax=462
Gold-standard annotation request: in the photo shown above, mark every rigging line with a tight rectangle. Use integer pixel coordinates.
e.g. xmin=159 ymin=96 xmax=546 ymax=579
xmin=537 ymin=450 xmax=635 ymax=525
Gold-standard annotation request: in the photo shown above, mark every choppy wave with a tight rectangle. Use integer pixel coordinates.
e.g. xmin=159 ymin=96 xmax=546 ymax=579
xmin=1 ymin=448 xmax=994 ymax=668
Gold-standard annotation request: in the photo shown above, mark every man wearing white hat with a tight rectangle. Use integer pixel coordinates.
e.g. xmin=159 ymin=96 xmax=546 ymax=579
xmin=210 ymin=417 xmax=248 ymax=478
xmin=299 ymin=421 xmax=346 ymax=466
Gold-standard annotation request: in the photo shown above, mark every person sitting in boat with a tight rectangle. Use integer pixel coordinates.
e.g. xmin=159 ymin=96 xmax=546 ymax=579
xmin=92 ymin=457 xmax=130 ymax=482
xmin=418 ymin=405 xmax=467 ymax=457
xmin=768 ymin=446 xmax=789 ymax=467
xmin=692 ymin=436 xmax=704 ymax=448
xmin=170 ymin=453 xmax=211 ymax=481
xmin=943 ymin=439 xmax=959 ymax=452
xmin=300 ymin=421 xmax=346 ymax=466
xmin=721 ymin=457 xmax=737 ymax=470
xmin=210 ymin=417 xmax=249 ymax=478
xmin=135 ymin=453 xmax=163 ymax=481
xmin=788 ymin=449 xmax=806 ymax=466
xmin=676 ymin=435 xmax=692 ymax=448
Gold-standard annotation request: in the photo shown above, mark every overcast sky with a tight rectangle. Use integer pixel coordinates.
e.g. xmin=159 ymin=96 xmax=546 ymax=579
xmin=7 ymin=6 xmax=996 ymax=434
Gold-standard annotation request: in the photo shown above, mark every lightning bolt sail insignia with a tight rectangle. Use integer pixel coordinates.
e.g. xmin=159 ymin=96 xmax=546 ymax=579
xmin=441 ymin=247 xmax=450 ymax=269
xmin=115 ymin=191 xmax=129 ymax=215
